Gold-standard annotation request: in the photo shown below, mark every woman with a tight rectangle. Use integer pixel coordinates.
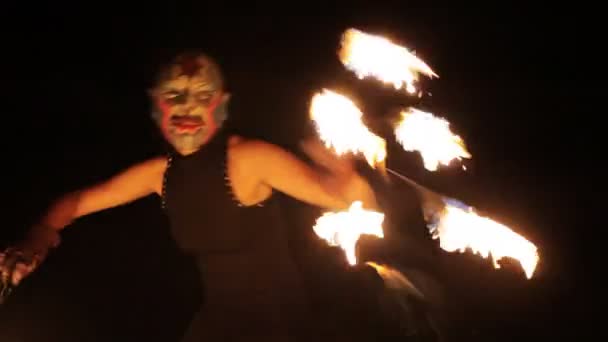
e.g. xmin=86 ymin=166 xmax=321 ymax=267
xmin=0 ymin=51 xmax=379 ymax=341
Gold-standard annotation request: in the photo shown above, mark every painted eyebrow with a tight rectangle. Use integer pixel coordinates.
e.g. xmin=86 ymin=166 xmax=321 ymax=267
xmin=191 ymin=82 xmax=217 ymax=90
xmin=160 ymin=88 xmax=183 ymax=94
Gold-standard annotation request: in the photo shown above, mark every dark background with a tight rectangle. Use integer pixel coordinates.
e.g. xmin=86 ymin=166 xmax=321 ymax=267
xmin=0 ymin=2 xmax=598 ymax=341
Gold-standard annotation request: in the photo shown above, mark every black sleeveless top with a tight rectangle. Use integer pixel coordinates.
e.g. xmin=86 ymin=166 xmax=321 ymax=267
xmin=162 ymin=128 xmax=313 ymax=340
xmin=162 ymin=127 xmax=265 ymax=254
xmin=162 ymin=127 xmax=305 ymax=283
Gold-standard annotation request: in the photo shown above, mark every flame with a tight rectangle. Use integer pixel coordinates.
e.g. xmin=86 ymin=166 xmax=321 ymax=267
xmin=312 ymin=201 xmax=384 ymax=265
xmin=339 ymin=28 xmax=438 ymax=94
xmin=394 ymin=108 xmax=471 ymax=171
xmin=311 ymin=203 xmax=426 ymax=300
xmin=310 ymin=89 xmax=387 ymax=168
xmin=431 ymin=199 xmax=539 ymax=279
xmin=366 ymin=262 xmax=424 ymax=298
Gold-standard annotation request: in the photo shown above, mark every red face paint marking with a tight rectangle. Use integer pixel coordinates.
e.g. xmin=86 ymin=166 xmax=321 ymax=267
xmin=158 ymin=98 xmax=173 ymax=141
xmin=204 ymin=91 xmax=222 ymax=131
xmin=157 ymin=90 xmax=224 ymax=147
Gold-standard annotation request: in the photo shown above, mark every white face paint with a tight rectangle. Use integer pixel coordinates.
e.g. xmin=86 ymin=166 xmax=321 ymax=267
xmin=151 ymin=54 xmax=227 ymax=155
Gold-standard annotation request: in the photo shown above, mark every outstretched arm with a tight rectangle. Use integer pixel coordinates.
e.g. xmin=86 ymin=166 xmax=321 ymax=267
xmin=233 ymin=140 xmax=379 ymax=211
xmin=41 ymin=156 xmax=168 ymax=231
xmin=0 ymin=156 xmax=167 ymax=288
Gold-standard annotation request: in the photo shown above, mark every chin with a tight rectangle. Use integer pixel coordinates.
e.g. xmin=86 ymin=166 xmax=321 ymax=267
xmin=166 ymin=129 xmax=216 ymax=154
xmin=176 ymin=148 xmax=198 ymax=156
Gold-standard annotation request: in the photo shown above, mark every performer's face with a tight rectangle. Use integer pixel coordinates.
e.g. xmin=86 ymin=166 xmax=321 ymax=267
xmin=152 ymin=56 xmax=226 ymax=155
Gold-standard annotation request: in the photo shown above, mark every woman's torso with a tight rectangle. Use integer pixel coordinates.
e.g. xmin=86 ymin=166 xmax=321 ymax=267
xmin=162 ymin=128 xmax=313 ymax=340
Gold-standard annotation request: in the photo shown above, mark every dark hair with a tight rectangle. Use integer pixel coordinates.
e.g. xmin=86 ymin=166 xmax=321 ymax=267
xmin=151 ymin=49 xmax=225 ymax=91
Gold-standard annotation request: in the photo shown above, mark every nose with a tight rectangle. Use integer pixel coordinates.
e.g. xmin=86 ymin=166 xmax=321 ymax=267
xmin=184 ymin=94 xmax=200 ymax=113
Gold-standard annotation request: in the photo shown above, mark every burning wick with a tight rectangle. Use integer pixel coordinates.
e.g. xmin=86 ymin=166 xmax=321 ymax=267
xmin=431 ymin=198 xmax=540 ymax=279
xmin=312 ymin=201 xmax=385 ymax=265
xmin=386 ymin=168 xmax=539 ymax=279
xmin=309 ymin=89 xmax=387 ymax=168
xmin=394 ymin=108 xmax=471 ymax=172
xmin=339 ymin=28 xmax=438 ymax=94
xmin=312 ymin=199 xmax=425 ymax=299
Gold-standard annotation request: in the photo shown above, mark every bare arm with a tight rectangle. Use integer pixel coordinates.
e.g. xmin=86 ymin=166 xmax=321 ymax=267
xmin=40 ymin=156 xmax=168 ymax=231
xmin=0 ymin=156 xmax=168 ymax=287
xmin=233 ymin=140 xmax=379 ymax=211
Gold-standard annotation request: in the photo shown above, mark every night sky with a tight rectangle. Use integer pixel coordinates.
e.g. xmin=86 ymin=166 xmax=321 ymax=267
xmin=1 ymin=3 xmax=597 ymax=341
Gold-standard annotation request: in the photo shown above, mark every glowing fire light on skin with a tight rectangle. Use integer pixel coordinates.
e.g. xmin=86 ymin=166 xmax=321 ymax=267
xmin=430 ymin=198 xmax=540 ymax=279
xmin=339 ymin=28 xmax=438 ymax=94
xmin=310 ymin=89 xmax=387 ymax=168
xmin=394 ymin=108 xmax=471 ymax=172
xmin=312 ymin=201 xmax=384 ymax=265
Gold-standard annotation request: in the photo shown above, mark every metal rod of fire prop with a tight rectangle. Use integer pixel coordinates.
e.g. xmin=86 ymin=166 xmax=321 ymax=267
xmin=384 ymin=167 xmax=447 ymax=223
xmin=384 ymin=167 xmax=540 ymax=280
xmin=384 ymin=166 xmax=509 ymax=226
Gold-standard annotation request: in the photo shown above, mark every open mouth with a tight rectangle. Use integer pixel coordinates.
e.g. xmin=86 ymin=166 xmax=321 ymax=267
xmin=171 ymin=115 xmax=205 ymax=132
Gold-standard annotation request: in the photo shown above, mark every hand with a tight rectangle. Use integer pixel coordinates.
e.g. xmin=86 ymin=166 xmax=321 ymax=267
xmin=300 ymin=136 xmax=379 ymax=210
xmin=299 ymin=136 xmax=357 ymax=177
xmin=0 ymin=224 xmax=60 ymax=292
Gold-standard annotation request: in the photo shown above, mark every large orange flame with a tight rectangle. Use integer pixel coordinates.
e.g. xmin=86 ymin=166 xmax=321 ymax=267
xmin=309 ymin=89 xmax=387 ymax=168
xmin=312 ymin=201 xmax=385 ymax=265
xmin=394 ymin=108 xmax=471 ymax=171
xmin=339 ymin=28 xmax=438 ymax=94
xmin=432 ymin=200 xmax=539 ymax=279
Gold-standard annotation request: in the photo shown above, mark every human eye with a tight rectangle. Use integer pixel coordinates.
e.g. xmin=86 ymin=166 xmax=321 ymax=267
xmin=162 ymin=90 xmax=187 ymax=103
xmin=195 ymin=91 xmax=214 ymax=104
xmin=162 ymin=90 xmax=180 ymax=99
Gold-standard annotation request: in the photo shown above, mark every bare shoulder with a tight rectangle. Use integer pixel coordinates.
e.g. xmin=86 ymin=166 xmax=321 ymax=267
xmin=141 ymin=155 xmax=169 ymax=171
xmin=143 ymin=156 xmax=169 ymax=194
xmin=125 ymin=155 xmax=169 ymax=178
xmin=227 ymin=135 xmax=281 ymax=157
xmin=225 ymin=135 xmax=276 ymax=205
xmin=110 ymin=155 xmax=169 ymax=195
xmin=75 ymin=155 xmax=170 ymax=218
